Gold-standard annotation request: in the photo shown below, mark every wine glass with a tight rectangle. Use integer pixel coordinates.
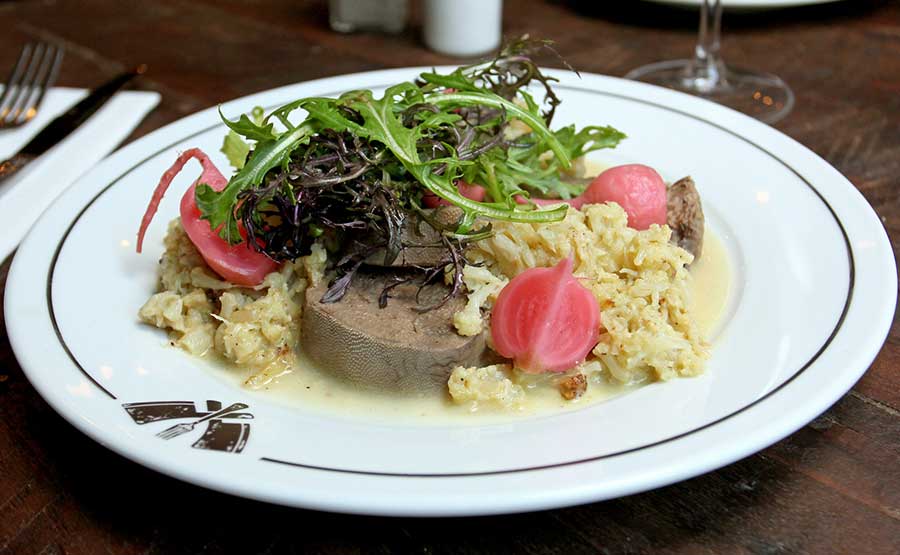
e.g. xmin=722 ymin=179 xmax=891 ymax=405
xmin=625 ymin=0 xmax=794 ymax=124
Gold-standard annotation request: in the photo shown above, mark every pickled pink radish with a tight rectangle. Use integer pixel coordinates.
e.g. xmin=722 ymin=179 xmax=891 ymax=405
xmin=422 ymin=180 xmax=486 ymax=208
xmin=136 ymin=148 xmax=279 ymax=286
xmin=491 ymin=257 xmax=600 ymax=373
xmin=581 ymin=164 xmax=667 ymax=230
xmin=516 ymin=164 xmax=667 ymax=230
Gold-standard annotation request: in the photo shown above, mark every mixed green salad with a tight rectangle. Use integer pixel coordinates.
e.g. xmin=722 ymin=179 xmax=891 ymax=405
xmin=195 ymin=38 xmax=624 ymax=303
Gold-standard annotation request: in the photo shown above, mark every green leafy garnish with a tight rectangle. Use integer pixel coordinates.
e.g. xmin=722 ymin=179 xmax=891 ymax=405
xmin=220 ymin=106 xmax=269 ymax=170
xmin=202 ymin=122 xmax=313 ymax=243
xmin=200 ymin=37 xmax=625 ymax=304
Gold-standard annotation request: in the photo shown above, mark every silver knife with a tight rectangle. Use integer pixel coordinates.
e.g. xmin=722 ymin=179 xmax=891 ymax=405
xmin=0 ymin=64 xmax=147 ymax=185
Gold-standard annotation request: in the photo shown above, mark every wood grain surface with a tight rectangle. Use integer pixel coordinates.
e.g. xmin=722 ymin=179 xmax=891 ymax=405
xmin=1 ymin=1 xmax=898 ymax=553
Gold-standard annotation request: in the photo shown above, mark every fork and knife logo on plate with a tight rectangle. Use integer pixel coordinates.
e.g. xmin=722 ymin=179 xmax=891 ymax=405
xmin=121 ymin=400 xmax=253 ymax=453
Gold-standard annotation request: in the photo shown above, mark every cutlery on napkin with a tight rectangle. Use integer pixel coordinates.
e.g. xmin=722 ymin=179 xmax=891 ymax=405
xmin=0 ymin=86 xmax=160 ymax=263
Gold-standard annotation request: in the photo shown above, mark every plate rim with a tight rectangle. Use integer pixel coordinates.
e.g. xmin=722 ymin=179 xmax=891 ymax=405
xmin=643 ymin=0 xmax=846 ymax=8
xmin=6 ymin=67 xmax=896 ymax=516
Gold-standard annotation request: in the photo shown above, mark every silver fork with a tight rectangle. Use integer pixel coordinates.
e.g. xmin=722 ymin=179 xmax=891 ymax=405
xmin=155 ymin=403 xmax=249 ymax=440
xmin=0 ymin=42 xmax=64 ymax=129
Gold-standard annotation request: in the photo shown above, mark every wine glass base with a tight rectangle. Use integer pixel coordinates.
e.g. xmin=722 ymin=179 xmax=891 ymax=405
xmin=625 ymin=59 xmax=795 ymax=124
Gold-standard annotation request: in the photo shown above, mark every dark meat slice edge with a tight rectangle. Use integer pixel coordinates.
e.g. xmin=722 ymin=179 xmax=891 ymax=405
xmin=363 ymin=208 xmax=461 ymax=268
xmin=301 ymin=271 xmax=486 ymax=393
xmin=667 ymin=176 xmax=705 ymax=260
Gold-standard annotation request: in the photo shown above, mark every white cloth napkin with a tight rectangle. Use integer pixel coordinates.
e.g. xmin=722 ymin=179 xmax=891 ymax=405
xmin=0 ymin=87 xmax=160 ymax=263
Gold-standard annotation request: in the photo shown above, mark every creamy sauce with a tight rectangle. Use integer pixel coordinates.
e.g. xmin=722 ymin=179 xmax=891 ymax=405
xmin=234 ymin=357 xmax=637 ymax=425
xmin=211 ymin=356 xmax=636 ymax=425
xmin=691 ymin=228 xmax=732 ymax=339
xmin=204 ymin=228 xmax=732 ymax=426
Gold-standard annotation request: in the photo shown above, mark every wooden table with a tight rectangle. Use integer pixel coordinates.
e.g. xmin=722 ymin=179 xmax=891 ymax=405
xmin=1 ymin=1 xmax=897 ymax=553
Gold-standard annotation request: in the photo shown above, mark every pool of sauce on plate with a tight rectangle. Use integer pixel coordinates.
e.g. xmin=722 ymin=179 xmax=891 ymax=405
xmin=209 ymin=228 xmax=732 ymax=425
xmin=692 ymin=229 xmax=731 ymax=340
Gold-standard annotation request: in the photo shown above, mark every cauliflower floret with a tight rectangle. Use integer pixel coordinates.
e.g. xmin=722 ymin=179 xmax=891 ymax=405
xmin=214 ymin=283 xmax=298 ymax=370
xmin=139 ymin=291 xmax=187 ymax=331
xmin=299 ymin=242 xmax=327 ymax=288
xmin=448 ymin=364 xmax=524 ymax=408
xmin=138 ymin=288 xmax=216 ymax=356
xmin=453 ymin=265 xmax=508 ymax=337
xmin=175 ymin=323 xmax=216 ymax=356
xmin=157 ymin=220 xmax=207 ymax=294
xmin=139 ymin=289 xmax=212 ymax=332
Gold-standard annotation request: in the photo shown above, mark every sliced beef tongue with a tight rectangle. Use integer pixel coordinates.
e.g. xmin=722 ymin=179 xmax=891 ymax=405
xmin=363 ymin=208 xmax=461 ymax=268
xmin=667 ymin=176 xmax=705 ymax=260
xmin=302 ymin=270 xmax=486 ymax=392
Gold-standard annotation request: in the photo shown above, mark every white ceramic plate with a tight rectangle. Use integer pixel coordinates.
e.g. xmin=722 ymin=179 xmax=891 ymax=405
xmin=5 ymin=68 xmax=895 ymax=517
xmin=646 ymin=0 xmax=844 ymax=8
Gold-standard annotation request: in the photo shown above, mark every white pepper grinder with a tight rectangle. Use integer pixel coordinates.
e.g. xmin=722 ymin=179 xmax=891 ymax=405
xmin=423 ymin=0 xmax=503 ymax=57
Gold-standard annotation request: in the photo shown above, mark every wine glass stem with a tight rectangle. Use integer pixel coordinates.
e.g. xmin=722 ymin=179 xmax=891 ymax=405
xmin=693 ymin=0 xmax=725 ymax=89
